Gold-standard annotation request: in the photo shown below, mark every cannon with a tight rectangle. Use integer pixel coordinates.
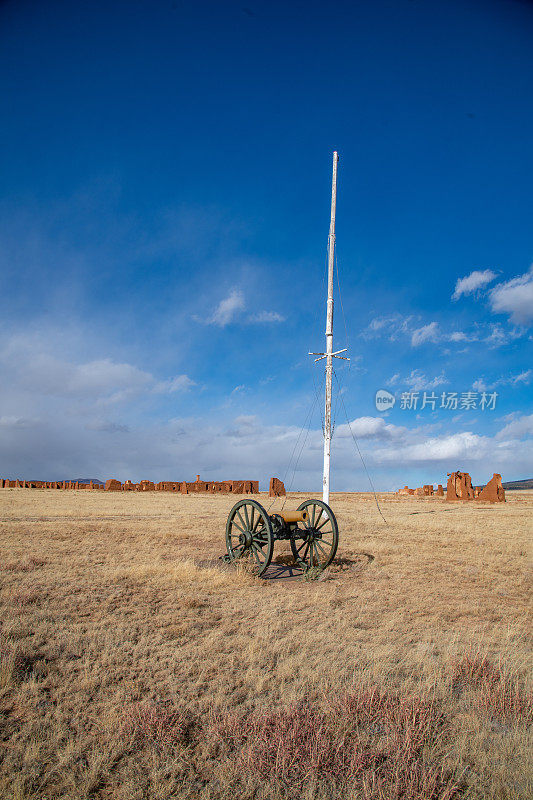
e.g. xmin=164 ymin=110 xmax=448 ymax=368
xmin=225 ymin=498 xmax=339 ymax=577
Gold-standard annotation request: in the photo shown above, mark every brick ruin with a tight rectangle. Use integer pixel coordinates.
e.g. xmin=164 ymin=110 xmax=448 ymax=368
xmin=0 ymin=474 xmax=260 ymax=494
xmin=1 ymin=472 xmax=506 ymax=502
xmin=0 ymin=479 xmax=96 ymax=490
xmin=397 ymin=472 xmax=505 ymax=503
xmin=446 ymin=471 xmax=475 ymax=501
xmin=269 ymin=477 xmax=286 ymax=497
xmin=397 ymin=484 xmax=444 ymax=497
xmin=475 ymin=473 xmax=505 ymax=503
xmin=446 ymin=471 xmax=505 ymax=503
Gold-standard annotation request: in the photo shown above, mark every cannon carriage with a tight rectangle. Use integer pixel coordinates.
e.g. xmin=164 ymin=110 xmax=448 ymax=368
xmin=225 ymin=498 xmax=339 ymax=577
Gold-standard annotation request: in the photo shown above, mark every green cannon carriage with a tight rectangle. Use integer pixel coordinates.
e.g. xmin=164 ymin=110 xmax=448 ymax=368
xmin=225 ymin=498 xmax=339 ymax=577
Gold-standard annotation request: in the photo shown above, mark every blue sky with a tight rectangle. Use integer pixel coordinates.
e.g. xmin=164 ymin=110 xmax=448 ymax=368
xmin=0 ymin=0 xmax=532 ymax=489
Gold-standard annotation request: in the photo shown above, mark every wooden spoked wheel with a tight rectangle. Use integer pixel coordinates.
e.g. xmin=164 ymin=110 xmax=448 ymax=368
xmin=225 ymin=500 xmax=274 ymax=577
xmin=290 ymin=499 xmax=339 ymax=570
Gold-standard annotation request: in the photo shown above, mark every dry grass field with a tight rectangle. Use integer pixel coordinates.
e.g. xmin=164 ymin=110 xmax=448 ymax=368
xmin=0 ymin=488 xmax=531 ymax=800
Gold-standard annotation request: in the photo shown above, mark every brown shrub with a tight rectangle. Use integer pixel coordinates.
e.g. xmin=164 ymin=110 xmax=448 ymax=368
xmin=2 ymin=556 xmax=46 ymax=572
xmin=210 ymin=687 xmax=462 ymax=799
xmin=10 ymin=590 xmax=41 ymax=607
xmin=478 ymin=677 xmax=533 ymax=722
xmin=451 ymin=651 xmax=533 ymax=722
xmin=0 ymin=634 xmax=23 ymax=690
xmin=122 ymin=702 xmax=189 ymax=752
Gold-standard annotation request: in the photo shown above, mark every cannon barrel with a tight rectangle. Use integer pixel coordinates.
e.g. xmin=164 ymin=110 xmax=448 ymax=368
xmin=278 ymin=510 xmax=308 ymax=524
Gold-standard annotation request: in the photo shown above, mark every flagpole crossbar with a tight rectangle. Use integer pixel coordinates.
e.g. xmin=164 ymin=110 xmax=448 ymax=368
xmin=309 ymin=348 xmax=349 ymax=363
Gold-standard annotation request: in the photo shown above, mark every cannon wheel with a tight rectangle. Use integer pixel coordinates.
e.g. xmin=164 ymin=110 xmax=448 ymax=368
xmin=290 ymin=499 xmax=339 ymax=570
xmin=225 ymin=499 xmax=274 ymax=577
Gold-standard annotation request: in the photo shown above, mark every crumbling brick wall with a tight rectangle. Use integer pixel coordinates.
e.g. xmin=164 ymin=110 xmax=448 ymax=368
xmin=269 ymin=477 xmax=286 ymax=497
xmin=476 ymin=473 xmax=505 ymax=503
xmin=446 ymin=472 xmax=475 ymax=501
xmin=1 ymin=474 xmax=260 ymax=494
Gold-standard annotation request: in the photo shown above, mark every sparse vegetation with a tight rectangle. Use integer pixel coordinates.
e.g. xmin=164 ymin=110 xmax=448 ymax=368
xmin=0 ymin=488 xmax=531 ymax=799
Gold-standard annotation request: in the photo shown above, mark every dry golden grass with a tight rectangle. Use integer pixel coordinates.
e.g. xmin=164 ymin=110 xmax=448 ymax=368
xmin=0 ymin=488 xmax=531 ymax=799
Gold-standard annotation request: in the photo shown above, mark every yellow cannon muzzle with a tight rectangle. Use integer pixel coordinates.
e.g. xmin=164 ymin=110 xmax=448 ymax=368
xmin=278 ymin=510 xmax=308 ymax=524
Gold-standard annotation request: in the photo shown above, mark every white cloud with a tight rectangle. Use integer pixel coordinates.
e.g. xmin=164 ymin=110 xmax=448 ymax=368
xmin=489 ymin=266 xmax=533 ymax=325
xmin=406 ymin=370 xmax=448 ymax=391
xmin=365 ymin=314 xmax=524 ymax=350
xmin=496 ymin=414 xmax=533 ymax=441
xmin=452 ymin=269 xmax=496 ymax=300
xmin=511 ymin=369 xmax=532 ymax=385
xmin=335 ymin=416 xmax=404 ymax=440
xmin=365 ymin=316 xmax=392 ymax=333
xmin=1 ymin=400 xmax=532 ymax=488
xmin=206 ymin=288 xmax=245 ymax=326
xmin=483 ymin=323 xmax=515 ymax=348
xmin=225 ymin=415 xmax=261 ymax=438
xmin=375 ymin=431 xmax=486 ymax=463
xmin=69 ymin=359 xmax=153 ymax=397
xmin=363 ymin=315 xmax=498 ymax=350
xmin=2 ymin=344 xmax=153 ymax=401
xmin=387 ymin=370 xmax=448 ymax=392
xmin=84 ymin=420 xmax=130 ymax=433
xmin=248 ymin=310 xmax=285 ymax=323
xmin=202 ymin=289 xmax=284 ymax=327
xmin=411 ymin=322 xmax=439 ymax=346
xmin=153 ymin=375 xmax=196 ymax=394
xmin=0 ymin=335 xmax=195 ymax=404
xmin=361 ymin=314 xmax=414 ymax=341
xmin=472 ymin=370 xmax=532 ymax=393
xmin=0 ymin=416 xmax=39 ymax=429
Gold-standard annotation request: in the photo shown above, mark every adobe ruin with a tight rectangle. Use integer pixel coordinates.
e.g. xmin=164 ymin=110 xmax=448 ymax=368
xmin=397 ymin=484 xmax=439 ymax=497
xmin=476 ymin=473 xmax=506 ymax=503
xmin=396 ymin=474 xmax=503 ymax=502
xmin=446 ymin=471 xmax=475 ymax=501
xmin=269 ymin=477 xmax=286 ymax=497
xmin=0 ymin=474 xmax=260 ymax=495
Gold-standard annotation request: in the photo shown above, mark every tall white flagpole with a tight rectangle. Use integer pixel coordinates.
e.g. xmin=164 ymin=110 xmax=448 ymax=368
xmin=322 ymin=151 xmax=338 ymax=504
xmin=309 ymin=153 xmax=347 ymax=503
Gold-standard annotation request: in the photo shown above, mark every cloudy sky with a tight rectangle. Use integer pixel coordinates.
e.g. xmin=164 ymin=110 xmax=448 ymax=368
xmin=0 ymin=0 xmax=532 ymax=490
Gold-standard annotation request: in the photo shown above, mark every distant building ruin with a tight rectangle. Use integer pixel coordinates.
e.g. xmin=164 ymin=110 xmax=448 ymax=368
xmin=0 ymin=474 xmax=259 ymax=494
xmin=446 ymin=471 xmax=475 ymax=501
xmin=269 ymin=477 xmax=286 ymax=497
xmin=446 ymin=470 xmax=505 ymax=503
xmin=396 ymin=472 xmax=505 ymax=502
xmin=476 ymin=473 xmax=505 ymax=503
xmin=397 ymin=483 xmax=443 ymax=497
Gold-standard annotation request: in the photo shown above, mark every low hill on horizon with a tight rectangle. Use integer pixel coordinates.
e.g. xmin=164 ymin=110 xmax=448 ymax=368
xmin=502 ymin=478 xmax=533 ymax=490
xmin=64 ymin=478 xmax=105 ymax=485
